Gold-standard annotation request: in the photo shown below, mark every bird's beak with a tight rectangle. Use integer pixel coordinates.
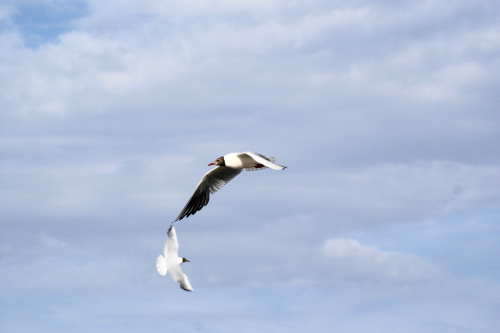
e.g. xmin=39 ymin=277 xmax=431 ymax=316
xmin=208 ymin=162 xmax=216 ymax=166
xmin=184 ymin=259 xmax=190 ymax=262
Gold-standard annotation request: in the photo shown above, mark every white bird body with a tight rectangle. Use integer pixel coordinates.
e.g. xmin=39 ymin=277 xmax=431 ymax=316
xmin=156 ymin=226 xmax=193 ymax=292
xmin=223 ymin=153 xmax=253 ymax=169
xmin=173 ymin=151 xmax=286 ymax=221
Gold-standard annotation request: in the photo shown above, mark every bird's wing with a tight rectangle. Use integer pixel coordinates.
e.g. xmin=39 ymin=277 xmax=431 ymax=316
xmin=156 ymin=255 xmax=168 ymax=276
xmin=174 ymin=166 xmax=242 ymax=221
xmin=165 ymin=225 xmax=179 ymax=255
xmin=243 ymin=152 xmax=287 ymax=170
xmin=169 ymin=265 xmax=194 ymax=292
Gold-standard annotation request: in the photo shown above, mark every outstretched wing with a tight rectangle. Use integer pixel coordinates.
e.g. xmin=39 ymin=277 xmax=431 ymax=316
xmin=165 ymin=226 xmax=179 ymax=256
xmin=174 ymin=166 xmax=242 ymax=221
xmin=169 ymin=265 xmax=194 ymax=292
xmin=244 ymin=152 xmax=287 ymax=170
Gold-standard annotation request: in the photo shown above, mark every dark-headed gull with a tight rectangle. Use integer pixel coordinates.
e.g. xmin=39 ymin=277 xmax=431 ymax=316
xmin=156 ymin=226 xmax=193 ymax=292
xmin=173 ymin=151 xmax=286 ymax=222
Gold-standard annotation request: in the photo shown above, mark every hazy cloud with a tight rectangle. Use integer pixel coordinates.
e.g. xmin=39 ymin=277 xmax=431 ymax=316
xmin=323 ymin=238 xmax=445 ymax=282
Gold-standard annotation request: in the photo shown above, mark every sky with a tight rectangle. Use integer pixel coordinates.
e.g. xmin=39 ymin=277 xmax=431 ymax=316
xmin=1 ymin=0 xmax=499 ymax=332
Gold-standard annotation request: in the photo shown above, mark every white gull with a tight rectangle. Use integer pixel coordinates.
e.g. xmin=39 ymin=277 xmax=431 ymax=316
xmin=156 ymin=226 xmax=193 ymax=292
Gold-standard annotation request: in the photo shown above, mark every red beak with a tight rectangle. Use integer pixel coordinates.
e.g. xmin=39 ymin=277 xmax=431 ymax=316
xmin=208 ymin=162 xmax=215 ymax=166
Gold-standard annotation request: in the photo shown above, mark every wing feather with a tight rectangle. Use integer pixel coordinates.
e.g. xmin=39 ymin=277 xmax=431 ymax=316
xmin=165 ymin=226 xmax=179 ymax=255
xmin=169 ymin=265 xmax=194 ymax=292
xmin=179 ymin=274 xmax=194 ymax=292
xmin=174 ymin=167 xmax=242 ymax=221
xmin=243 ymin=152 xmax=286 ymax=170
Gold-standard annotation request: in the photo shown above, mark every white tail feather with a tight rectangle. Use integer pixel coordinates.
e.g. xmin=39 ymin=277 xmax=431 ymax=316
xmin=156 ymin=255 xmax=168 ymax=276
xmin=244 ymin=156 xmax=279 ymax=171
xmin=243 ymin=152 xmax=286 ymax=170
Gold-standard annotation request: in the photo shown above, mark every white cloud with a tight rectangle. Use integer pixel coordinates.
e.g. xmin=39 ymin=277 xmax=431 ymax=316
xmin=322 ymin=238 xmax=445 ymax=282
xmin=0 ymin=4 xmax=15 ymax=21
xmin=0 ymin=1 xmax=499 ymax=332
xmin=269 ymin=161 xmax=500 ymax=232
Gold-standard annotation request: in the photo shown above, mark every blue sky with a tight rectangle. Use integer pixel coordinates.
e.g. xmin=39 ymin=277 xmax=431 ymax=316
xmin=1 ymin=0 xmax=499 ymax=332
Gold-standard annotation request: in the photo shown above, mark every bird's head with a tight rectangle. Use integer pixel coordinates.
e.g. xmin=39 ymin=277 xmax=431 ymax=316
xmin=208 ymin=156 xmax=225 ymax=166
xmin=182 ymin=257 xmax=190 ymax=263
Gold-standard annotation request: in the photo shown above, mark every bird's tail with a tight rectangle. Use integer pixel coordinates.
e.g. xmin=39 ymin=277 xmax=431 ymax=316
xmin=156 ymin=255 xmax=168 ymax=276
xmin=244 ymin=156 xmax=277 ymax=171
xmin=243 ymin=153 xmax=286 ymax=171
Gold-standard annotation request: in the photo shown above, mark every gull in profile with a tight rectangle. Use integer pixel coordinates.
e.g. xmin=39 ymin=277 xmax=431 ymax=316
xmin=173 ymin=151 xmax=286 ymax=222
xmin=156 ymin=226 xmax=193 ymax=292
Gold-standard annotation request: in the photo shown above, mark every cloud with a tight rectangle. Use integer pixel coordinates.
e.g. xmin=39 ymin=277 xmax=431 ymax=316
xmin=0 ymin=4 xmax=15 ymax=21
xmin=322 ymin=238 xmax=445 ymax=282
xmin=260 ymin=161 xmax=500 ymax=233
xmin=0 ymin=1 xmax=499 ymax=332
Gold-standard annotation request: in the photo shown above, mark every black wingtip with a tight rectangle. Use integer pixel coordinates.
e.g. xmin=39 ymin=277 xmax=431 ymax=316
xmin=173 ymin=213 xmax=185 ymax=223
xmin=180 ymin=285 xmax=193 ymax=292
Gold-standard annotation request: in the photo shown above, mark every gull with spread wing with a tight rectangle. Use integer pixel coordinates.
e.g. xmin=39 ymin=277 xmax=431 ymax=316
xmin=156 ymin=226 xmax=193 ymax=292
xmin=173 ymin=151 xmax=286 ymax=222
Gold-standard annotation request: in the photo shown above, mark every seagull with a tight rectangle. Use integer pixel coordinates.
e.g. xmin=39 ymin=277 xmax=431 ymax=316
xmin=173 ymin=151 xmax=286 ymax=222
xmin=156 ymin=226 xmax=193 ymax=292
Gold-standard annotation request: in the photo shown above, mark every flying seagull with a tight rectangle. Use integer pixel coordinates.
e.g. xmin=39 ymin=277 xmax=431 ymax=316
xmin=173 ymin=151 xmax=286 ymax=222
xmin=156 ymin=226 xmax=193 ymax=292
